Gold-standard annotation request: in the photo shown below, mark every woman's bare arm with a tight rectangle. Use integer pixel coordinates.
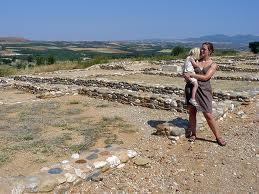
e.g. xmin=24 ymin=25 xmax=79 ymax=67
xmin=190 ymin=63 xmax=218 ymax=81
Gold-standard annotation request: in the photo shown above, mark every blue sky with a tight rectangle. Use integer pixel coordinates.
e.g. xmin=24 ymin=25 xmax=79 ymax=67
xmin=0 ymin=0 xmax=258 ymax=41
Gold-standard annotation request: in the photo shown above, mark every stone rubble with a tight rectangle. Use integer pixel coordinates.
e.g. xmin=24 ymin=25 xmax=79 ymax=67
xmin=0 ymin=145 xmax=138 ymax=193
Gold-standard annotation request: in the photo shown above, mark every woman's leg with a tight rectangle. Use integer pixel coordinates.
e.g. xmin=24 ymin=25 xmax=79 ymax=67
xmin=203 ymin=112 xmax=226 ymax=145
xmin=188 ymin=106 xmax=197 ymax=137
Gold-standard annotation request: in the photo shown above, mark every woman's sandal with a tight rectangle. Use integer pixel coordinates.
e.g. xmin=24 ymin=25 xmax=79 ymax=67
xmin=185 ymin=130 xmax=192 ymax=138
xmin=216 ymin=137 xmax=227 ymax=146
xmin=188 ymin=135 xmax=196 ymax=142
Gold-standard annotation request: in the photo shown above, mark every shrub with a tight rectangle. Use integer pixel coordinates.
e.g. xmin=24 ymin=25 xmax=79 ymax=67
xmin=47 ymin=55 xmax=56 ymax=65
xmin=171 ymin=45 xmax=186 ymax=56
xmin=249 ymin=42 xmax=259 ymax=54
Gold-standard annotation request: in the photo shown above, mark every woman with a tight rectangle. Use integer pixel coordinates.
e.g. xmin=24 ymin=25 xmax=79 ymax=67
xmin=183 ymin=42 xmax=226 ymax=146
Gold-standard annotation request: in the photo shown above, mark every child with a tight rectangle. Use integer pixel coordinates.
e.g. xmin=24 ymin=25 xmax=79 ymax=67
xmin=182 ymin=47 xmax=200 ymax=107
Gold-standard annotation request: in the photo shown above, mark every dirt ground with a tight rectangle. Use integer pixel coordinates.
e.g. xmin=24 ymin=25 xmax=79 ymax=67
xmin=69 ymin=96 xmax=258 ymax=193
xmin=3 ymin=88 xmax=257 ymax=193
xmin=0 ymin=58 xmax=258 ymax=193
xmin=0 ymin=88 xmax=141 ymax=177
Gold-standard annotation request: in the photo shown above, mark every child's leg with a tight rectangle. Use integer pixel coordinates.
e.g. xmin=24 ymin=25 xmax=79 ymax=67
xmin=191 ymin=79 xmax=198 ymax=100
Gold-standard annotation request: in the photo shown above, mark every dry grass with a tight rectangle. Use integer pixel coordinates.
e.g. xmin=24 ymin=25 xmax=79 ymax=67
xmin=18 ymin=61 xmax=80 ymax=75
xmin=158 ymin=49 xmax=172 ymax=53
xmin=65 ymin=47 xmax=129 ymax=53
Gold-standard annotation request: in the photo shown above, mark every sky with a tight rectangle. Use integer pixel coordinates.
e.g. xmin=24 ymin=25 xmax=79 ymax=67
xmin=0 ymin=0 xmax=258 ymax=41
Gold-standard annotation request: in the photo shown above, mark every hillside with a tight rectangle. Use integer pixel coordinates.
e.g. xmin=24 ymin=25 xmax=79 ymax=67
xmin=0 ymin=37 xmax=30 ymax=43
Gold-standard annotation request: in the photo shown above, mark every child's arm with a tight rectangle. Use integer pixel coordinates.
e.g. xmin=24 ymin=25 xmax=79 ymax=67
xmin=190 ymin=57 xmax=199 ymax=68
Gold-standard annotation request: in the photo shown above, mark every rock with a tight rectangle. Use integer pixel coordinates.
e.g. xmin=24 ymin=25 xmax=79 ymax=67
xmin=99 ymin=151 xmax=111 ymax=156
xmin=48 ymin=168 xmax=63 ymax=174
xmin=75 ymin=159 xmax=87 ymax=164
xmin=65 ymin=173 xmax=77 ymax=183
xmin=87 ymin=172 xmax=102 ymax=182
xmin=11 ymin=184 xmax=26 ymax=194
xmin=61 ymin=160 xmax=69 ymax=164
xmin=155 ymin=123 xmax=185 ymax=137
xmin=169 ymin=127 xmax=185 ymax=136
xmin=24 ymin=176 xmax=40 ymax=193
xmin=73 ymin=178 xmax=83 ymax=186
xmin=71 ymin=153 xmax=80 ymax=159
xmin=93 ymin=161 xmax=108 ymax=169
xmin=101 ymin=164 xmax=111 ymax=172
xmin=63 ymin=164 xmax=72 ymax=170
xmin=117 ymin=163 xmax=126 ymax=168
xmin=116 ymin=152 xmax=130 ymax=163
xmin=127 ymin=150 xmax=138 ymax=158
xmin=168 ymin=136 xmax=180 ymax=141
xmin=74 ymin=168 xmax=87 ymax=179
xmin=56 ymin=176 xmax=67 ymax=184
xmin=133 ymin=156 xmax=151 ymax=166
xmin=86 ymin=153 xmax=98 ymax=160
xmin=54 ymin=183 xmax=70 ymax=194
xmin=106 ymin=155 xmax=121 ymax=167
xmin=38 ymin=178 xmax=58 ymax=192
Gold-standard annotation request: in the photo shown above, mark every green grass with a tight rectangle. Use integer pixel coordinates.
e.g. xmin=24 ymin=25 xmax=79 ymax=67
xmin=0 ymin=152 xmax=9 ymax=166
xmin=17 ymin=132 xmax=34 ymax=141
xmin=69 ymin=100 xmax=81 ymax=105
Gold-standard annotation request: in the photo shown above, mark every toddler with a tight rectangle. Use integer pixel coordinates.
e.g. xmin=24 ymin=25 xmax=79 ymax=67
xmin=182 ymin=47 xmax=200 ymax=107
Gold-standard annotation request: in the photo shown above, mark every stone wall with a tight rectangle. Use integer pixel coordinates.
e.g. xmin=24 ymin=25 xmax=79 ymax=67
xmin=218 ymin=65 xmax=259 ymax=72
xmin=13 ymin=75 xmax=251 ymax=103
xmin=143 ymin=71 xmax=259 ymax=82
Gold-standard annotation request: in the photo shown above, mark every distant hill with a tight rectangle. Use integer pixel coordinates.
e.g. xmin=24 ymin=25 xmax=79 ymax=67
xmin=170 ymin=34 xmax=258 ymax=50
xmin=0 ymin=37 xmax=30 ymax=43
xmin=182 ymin=34 xmax=259 ymax=45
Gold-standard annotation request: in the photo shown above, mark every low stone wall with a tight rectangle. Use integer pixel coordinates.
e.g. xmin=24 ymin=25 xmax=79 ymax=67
xmin=218 ymin=65 xmax=259 ymax=72
xmin=79 ymin=87 xmax=185 ymax=112
xmin=13 ymin=76 xmax=185 ymax=96
xmin=13 ymin=83 xmax=55 ymax=94
xmin=10 ymin=81 xmax=185 ymax=112
xmin=99 ymin=64 xmax=126 ymax=70
xmin=143 ymin=71 xmax=259 ymax=82
xmin=13 ymin=76 xmax=252 ymax=102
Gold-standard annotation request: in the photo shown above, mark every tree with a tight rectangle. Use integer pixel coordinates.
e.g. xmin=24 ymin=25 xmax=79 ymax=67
xmin=27 ymin=55 xmax=34 ymax=62
xmin=16 ymin=61 xmax=27 ymax=69
xmin=171 ymin=45 xmax=185 ymax=56
xmin=47 ymin=55 xmax=56 ymax=65
xmin=36 ymin=56 xmax=45 ymax=65
xmin=249 ymin=42 xmax=259 ymax=54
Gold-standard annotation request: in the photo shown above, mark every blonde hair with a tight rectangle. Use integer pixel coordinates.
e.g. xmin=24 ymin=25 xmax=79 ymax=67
xmin=189 ymin=47 xmax=200 ymax=60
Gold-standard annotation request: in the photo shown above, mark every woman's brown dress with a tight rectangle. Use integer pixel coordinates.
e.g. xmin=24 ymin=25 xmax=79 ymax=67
xmin=185 ymin=64 xmax=213 ymax=113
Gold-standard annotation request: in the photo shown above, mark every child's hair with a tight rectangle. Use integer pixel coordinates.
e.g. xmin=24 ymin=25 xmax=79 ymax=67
xmin=189 ymin=47 xmax=200 ymax=60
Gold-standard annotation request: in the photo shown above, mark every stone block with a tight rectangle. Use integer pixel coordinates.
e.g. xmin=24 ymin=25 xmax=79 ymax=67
xmin=161 ymin=65 xmax=182 ymax=73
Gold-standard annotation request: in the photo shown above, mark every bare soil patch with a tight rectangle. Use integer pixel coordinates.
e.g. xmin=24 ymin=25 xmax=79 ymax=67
xmin=0 ymin=89 xmax=140 ymax=177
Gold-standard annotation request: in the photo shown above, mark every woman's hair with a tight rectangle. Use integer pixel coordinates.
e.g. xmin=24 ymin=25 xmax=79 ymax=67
xmin=189 ymin=47 xmax=200 ymax=60
xmin=202 ymin=42 xmax=214 ymax=55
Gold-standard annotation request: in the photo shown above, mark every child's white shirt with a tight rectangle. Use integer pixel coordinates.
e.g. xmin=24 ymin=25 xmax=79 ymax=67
xmin=182 ymin=56 xmax=195 ymax=73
